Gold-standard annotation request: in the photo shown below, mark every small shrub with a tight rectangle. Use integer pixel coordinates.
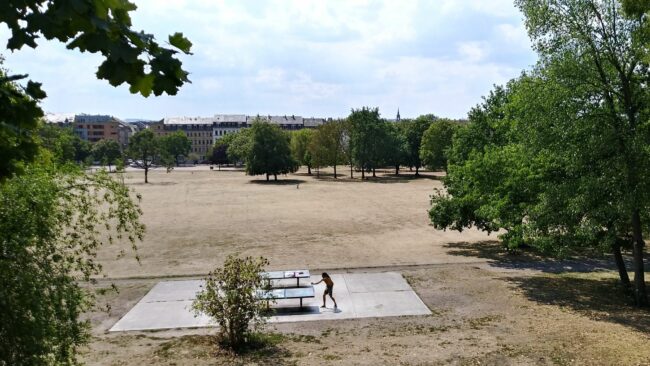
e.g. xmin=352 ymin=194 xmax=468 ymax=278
xmin=192 ymin=255 xmax=270 ymax=352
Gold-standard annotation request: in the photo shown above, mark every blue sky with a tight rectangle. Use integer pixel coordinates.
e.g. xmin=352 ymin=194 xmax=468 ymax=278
xmin=1 ymin=0 xmax=537 ymax=120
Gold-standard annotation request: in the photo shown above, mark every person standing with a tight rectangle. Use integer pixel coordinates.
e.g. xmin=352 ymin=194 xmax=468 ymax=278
xmin=312 ymin=272 xmax=337 ymax=309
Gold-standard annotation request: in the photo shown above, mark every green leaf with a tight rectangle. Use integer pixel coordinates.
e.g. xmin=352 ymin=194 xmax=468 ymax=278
xmin=25 ymin=81 xmax=47 ymax=100
xmin=168 ymin=32 xmax=192 ymax=54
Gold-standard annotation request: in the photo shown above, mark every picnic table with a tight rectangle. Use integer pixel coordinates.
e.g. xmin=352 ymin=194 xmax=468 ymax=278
xmin=263 ymin=269 xmax=310 ymax=287
xmin=259 ymin=269 xmax=314 ymax=309
xmin=257 ymin=286 xmax=315 ymax=309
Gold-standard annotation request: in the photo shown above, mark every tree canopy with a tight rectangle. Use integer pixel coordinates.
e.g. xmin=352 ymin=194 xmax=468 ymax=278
xmin=92 ymin=138 xmax=122 ymax=172
xmin=432 ymin=0 xmax=650 ymax=306
xmin=127 ymin=129 xmax=158 ymax=183
xmin=245 ymin=121 xmax=296 ymax=181
xmin=159 ymin=131 xmax=191 ymax=167
xmin=420 ymin=119 xmax=460 ymax=172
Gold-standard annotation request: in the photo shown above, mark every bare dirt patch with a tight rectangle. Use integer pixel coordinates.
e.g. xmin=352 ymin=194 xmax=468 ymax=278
xmin=83 ymin=167 xmax=650 ymax=365
xmin=97 ymin=167 xmax=491 ymax=278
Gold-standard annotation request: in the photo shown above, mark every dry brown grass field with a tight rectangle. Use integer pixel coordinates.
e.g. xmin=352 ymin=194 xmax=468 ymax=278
xmin=84 ymin=166 xmax=650 ymax=365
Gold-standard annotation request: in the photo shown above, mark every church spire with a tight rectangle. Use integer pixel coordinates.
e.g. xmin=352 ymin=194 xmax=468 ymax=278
xmin=396 ymin=108 xmax=401 ymax=122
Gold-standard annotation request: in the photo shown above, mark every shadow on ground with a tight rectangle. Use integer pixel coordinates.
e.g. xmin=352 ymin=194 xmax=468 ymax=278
xmin=445 ymin=241 xmax=650 ymax=333
xmin=444 ymin=241 xmax=617 ymax=273
xmin=508 ymin=274 xmax=650 ymax=334
xmin=248 ymin=179 xmax=307 ymax=185
xmin=126 ymin=181 xmax=177 ymax=186
xmin=293 ymin=170 xmax=443 ymax=183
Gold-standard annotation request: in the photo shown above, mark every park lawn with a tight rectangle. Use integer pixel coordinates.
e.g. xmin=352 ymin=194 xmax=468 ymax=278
xmin=84 ymin=167 xmax=650 ymax=365
xmin=83 ymin=264 xmax=650 ymax=365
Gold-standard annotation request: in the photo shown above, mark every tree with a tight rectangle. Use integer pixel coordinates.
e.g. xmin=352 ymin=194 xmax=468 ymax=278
xmin=348 ymin=107 xmax=385 ymax=179
xmin=290 ymin=129 xmax=315 ymax=175
xmin=92 ymin=139 xmax=122 ymax=172
xmin=0 ymin=2 xmax=189 ymax=363
xmin=516 ymin=0 xmax=650 ymax=306
xmin=38 ymin=123 xmax=77 ymax=164
xmin=340 ymin=119 xmax=354 ymax=179
xmin=226 ymin=129 xmax=253 ymax=166
xmin=245 ymin=121 xmax=296 ymax=181
xmin=382 ymin=123 xmax=408 ymax=175
xmin=192 ymin=255 xmax=270 ymax=352
xmin=320 ymin=120 xmax=346 ymax=178
xmin=127 ymin=129 xmax=158 ymax=183
xmin=209 ymin=141 xmax=229 ymax=169
xmin=0 ymin=164 xmax=144 ymax=365
xmin=159 ymin=131 xmax=191 ymax=166
xmin=308 ymin=127 xmax=332 ymax=178
xmin=420 ymin=119 xmax=459 ymax=172
xmin=0 ymin=65 xmax=43 ymax=180
xmin=403 ymin=114 xmax=435 ymax=175
xmin=0 ymin=1 xmax=191 ymax=179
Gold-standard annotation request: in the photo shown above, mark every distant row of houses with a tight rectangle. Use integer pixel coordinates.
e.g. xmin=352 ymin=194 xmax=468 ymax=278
xmin=45 ymin=113 xmax=329 ymax=161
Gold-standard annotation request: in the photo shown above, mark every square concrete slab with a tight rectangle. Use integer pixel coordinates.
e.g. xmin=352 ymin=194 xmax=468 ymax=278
xmin=344 ymin=272 xmax=412 ymax=293
xmin=110 ymin=272 xmax=430 ymax=332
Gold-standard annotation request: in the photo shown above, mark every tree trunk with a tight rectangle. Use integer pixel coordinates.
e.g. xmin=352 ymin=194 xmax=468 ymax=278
xmin=266 ymin=173 xmax=269 ymax=181
xmin=316 ymin=168 xmax=320 ymax=178
xmin=372 ymin=167 xmax=376 ymax=177
xmin=307 ymin=165 xmax=312 ymax=175
xmin=631 ymin=209 xmax=648 ymax=306
xmin=395 ymin=165 xmax=399 ymax=175
xmin=144 ymin=166 xmax=149 ymax=183
xmin=409 ymin=166 xmax=413 ymax=172
xmin=613 ymin=240 xmax=631 ymax=290
xmin=350 ymin=164 xmax=353 ymax=179
xmin=415 ymin=165 xmax=420 ymax=176
xmin=274 ymin=174 xmax=277 ymax=181
xmin=334 ymin=164 xmax=337 ymax=179
xmin=361 ymin=165 xmax=365 ymax=180
xmin=108 ymin=163 xmax=112 ymax=173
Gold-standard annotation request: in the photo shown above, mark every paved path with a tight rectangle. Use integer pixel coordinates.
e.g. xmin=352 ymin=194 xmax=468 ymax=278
xmin=110 ymin=272 xmax=430 ymax=332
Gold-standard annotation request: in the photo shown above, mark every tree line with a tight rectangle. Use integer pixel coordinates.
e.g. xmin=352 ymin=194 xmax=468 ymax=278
xmin=1 ymin=0 xmax=192 ymax=363
xmin=430 ymin=0 xmax=650 ymax=307
xmin=208 ymin=110 xmax=464 ymax=180
xmin=39 ymin=124 xmax=193 ymax=183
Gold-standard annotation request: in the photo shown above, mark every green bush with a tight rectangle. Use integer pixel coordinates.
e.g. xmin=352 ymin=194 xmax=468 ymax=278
xmin=192 ymin=255 xmax=271 ymax=352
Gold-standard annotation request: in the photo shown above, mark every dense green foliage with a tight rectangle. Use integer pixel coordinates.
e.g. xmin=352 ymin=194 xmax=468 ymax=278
xmin=0 ymin=2 xmax=191 ymax=364
xmin=403 ymin=114 xmax=435 ymax=175
xmin=38 ymin=123 xmax=92 ymax=165
xmin=383 ymin=122 xmax=409 ymax=175
xmin=225 ymin=128 xmax=253 ymax=166
xmin=0 ymin=67 xmax=44 ymax=180
xmin=0 ymin=1 xmax=191 ymax=179
xmin=432 ymin=0 xmax=650 ymax=306
xmin=0 ymin=163 xmax=144 ymax=365
xmin=290 ymin=129 xmax=315 ymax=174
xmin=245 ymin=121 xmax=296 ymax=181
xmin=192 ymin=255 xmax=270 ymax=352
xmin=348 ymin=107 xmax=387 ymax=179
xmin=1 ymin=0 xmax=192 ymax=97
xmin=92 ymin=138 xmax=122 ymax=171
xmin=159 ymin=131 xmax=191 ymax=167
xmin=419 ymin=119 xmax=460 ymax=172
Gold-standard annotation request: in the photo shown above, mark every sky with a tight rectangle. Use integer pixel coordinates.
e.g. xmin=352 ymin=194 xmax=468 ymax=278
xmin=0 ymin=0 xmax=537 ymax=120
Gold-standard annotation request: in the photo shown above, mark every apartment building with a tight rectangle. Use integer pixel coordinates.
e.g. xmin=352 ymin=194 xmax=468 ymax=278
xmin=152 ymin=114 xmax=328 ymax=161
xmin=73 ymin=114 xmax=133 ymax=146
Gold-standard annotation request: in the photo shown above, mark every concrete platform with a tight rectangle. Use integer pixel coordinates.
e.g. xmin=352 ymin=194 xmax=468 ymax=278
xmin=110 ymin=272 xmax=430 ymax=332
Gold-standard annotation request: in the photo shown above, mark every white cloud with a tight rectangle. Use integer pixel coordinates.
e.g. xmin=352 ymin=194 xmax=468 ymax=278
xmin=0 ymin=0 xmax=536 ymax=119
